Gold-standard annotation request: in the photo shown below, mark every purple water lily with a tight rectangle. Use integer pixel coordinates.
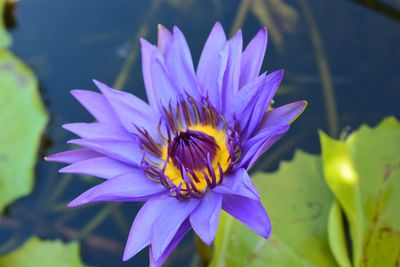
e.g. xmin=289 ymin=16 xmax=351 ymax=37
xmin=47 ymin=22 xmax=306 ymax=266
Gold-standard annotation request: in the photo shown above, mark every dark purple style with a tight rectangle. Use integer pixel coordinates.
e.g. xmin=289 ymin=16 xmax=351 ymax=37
xmin=47 ymin=22 xmax=306 ymax=266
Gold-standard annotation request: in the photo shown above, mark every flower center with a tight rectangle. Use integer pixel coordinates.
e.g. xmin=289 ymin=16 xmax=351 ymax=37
xmin=169 ymin=129 xmax=218 ymax=171
xmin=139 ymin=97 xmax=241 ymax=199
xmin=162 ymin=124 xmax=231 ymax=198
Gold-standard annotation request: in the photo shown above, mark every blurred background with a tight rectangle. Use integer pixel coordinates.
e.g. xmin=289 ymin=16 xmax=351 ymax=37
xmin=1 ymin=0 xmax=399 ymax=266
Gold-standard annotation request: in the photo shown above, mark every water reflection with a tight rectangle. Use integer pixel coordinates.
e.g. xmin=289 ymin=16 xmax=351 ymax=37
xmin=352 ymin=0 xmax=400 ymax=21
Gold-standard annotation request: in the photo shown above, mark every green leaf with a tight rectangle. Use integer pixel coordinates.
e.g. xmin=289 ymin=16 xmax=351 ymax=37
xmin=0 ymin=237 xmax=87 ymax=267
xmin=327 ymin=201 xmax=352 ymax=267
xmin=0 ymin=49 xmax=48 ymax=212
xmin=210 ymin=151 xmax=338 ymax=267
xmin=320 ymin=117 xmax=400 ymax=267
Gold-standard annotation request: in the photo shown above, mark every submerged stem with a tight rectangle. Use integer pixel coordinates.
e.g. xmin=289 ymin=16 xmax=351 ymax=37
xmin=195 ymin=234 xmax=214 ymax=267
xmin=299 ymin=0 xmax=340 ymax=137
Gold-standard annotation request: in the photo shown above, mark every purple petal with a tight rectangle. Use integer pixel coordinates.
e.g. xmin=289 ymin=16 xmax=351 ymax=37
xmin=68 ymin=138 xmax=142 ymax=166
xmin=245 ymin=70 xmax=284 ymax=139
xmin=123 ymin=197 xmax=169 ymax=261
xmin=140 ymin=39 xmax=180 ymax=110
xmin=221 ymin=30 xmax=243 ymax=112
xmin=68 ymin=171 xmax=166 ymax=207
xmin=59 ymin=157 xmax=136 ymax=179
xmin=222 ymin=195 xmax=271 ymax=238
xmin=196 ymin=22 xmax=228 ymax=110
xmin=259 ymin=100 xmax=307 ymax=129
xmin=240 ymin=27 xmax=268 ymax=87
xmin=151 ymin=197 xmax=199 ymax=261
xmin=190 ymin=191 xmax=222 ymax=245
xmin=141 ymin=39 xmax=159 ymax=111
xmin=63 ymin=122 xmax=135 ymax=141
xmin=240 ymin=125 xmax=289 ymax=169
xmin=164 ymin=26 xmax=200 ymax=98
xmin=45 ymin=148 xmax=100 ymax=164
xmin=157 ymin=24 xmax=172 ymax=55
xmin=224 ymin=73 xmax=266 ymax=123
xmin=93 ymin=80 xmax=160 ymax=137
xmin=149 ymin=220 xmax=191 ymax=267
xmin=212 ymin=168 xmax=259 ymax=200
xmin=227 ymin=70 xmax=283 ymax=139
xmin=70 ymin=90 xmax=117 ymax=123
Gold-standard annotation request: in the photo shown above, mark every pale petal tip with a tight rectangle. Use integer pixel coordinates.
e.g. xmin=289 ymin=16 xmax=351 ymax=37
xmin=289 ymin=100 xmax=308 ymax=125
xmin=157 ymin=23 xmax=166 ymax=30
xmin=122 ymin=246 xmax=134 ymax=262
xmin=122 ymin=253 xmax=131 ymax=262
xmin=263 ymin=226 xmax=272 ymax=239
xmin=140 ymin=37 xmax=153 ymax=47
xmin=300 ymin=100 xmax=308 ymax=112
xmin=67 ymin=139 xmax=81 ymax=145
xmin=92 ymin=79 xmax=101 ymax=86
xmin=214 ymin=21 xmax=223 ymax=29
xmin=259 ymin=26 xmax=268 ymax=35
xmin=44 ymin=153 xmax=62 ymax=162
xmin=67 ymin=199 xmax=81 ymax=208
xmin=202 ymin=235 xmax=214 ymax=246
xmin=58 ymin=166 xmax=71 ymax=174
xmin=211 ymin=21 xmax=225 ymax=35
xmin=92 ymin=79 xmax=109 ymax=92
xmin=231 ymin=28 xmax=243 ymax=39
xmin=70 ymin=89 xmax=83 ymax=97
xmin=67 ymin=193 xmax=93 ymax=207
xmin=61 ymin=123 xmax=74 ymax=131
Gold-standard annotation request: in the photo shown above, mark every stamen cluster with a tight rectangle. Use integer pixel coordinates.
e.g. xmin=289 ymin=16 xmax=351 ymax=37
xmin=138 ymin=96 xmax=241 ymax=199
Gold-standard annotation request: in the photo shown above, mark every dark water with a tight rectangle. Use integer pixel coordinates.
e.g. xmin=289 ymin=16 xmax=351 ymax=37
xmin=2 ymin=0 xmax=400 ymax=266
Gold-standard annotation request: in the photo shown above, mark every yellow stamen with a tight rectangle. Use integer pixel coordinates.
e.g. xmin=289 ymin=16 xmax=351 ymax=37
xmin=161 ymin=124 xmax=231 ymax=194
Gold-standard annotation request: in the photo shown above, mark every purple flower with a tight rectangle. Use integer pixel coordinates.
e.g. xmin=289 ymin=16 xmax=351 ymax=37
xmin=47 ymin=22 xmax=306 ymax=266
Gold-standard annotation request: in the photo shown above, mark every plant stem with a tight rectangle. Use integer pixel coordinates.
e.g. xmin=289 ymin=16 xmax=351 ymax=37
xmin=195 ymin=234 xmax=213 ymax=267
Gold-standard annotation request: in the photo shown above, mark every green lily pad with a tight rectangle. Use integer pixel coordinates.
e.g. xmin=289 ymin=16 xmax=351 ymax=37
xmin=210 ymin=151 xmax=338 ymax=267
xmin=0 ymin=237 xmax=87 ymax=267
xmin=320 ymin=117 xmax=400 ymax=267
xmin=0 ymin=49 xmax=48 ymax=213
xmin=0 ymin=0 xmax=12 ymax=49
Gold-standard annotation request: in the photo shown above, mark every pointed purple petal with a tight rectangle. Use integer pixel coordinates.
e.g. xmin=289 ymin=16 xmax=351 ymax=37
xmin=157 ymin=24 xmax=172 ymax=55
xmin=59 ymin=157 xmax=136 ymax=179
xmin=227 ymin=70 xmax=283 ymax=139
xmin=149 ymin=220 xmax=191 ymax=267
xmin=190 ymin=191 xmax=222 ymax=245
xmin=222 ymin=195 xmax=271 ymax=238
xmin=68 ymin=138 xmax=142 ymax=166
xmin=123 ymin=197 xmax=168 ymax=261
xmin=240 ymin=125 xmax=289 ymax=169
xmin=221 ymin=30 xmax=243 ymax=112
xmin=240 ymin=27 xmax=268 ymax=87
xmin=141 ymin=39 xmax=180 ymax=110
xmin=259 ymin=100 xmax=307 ymax=129
xmin=45 ymin=148 xmax=100 ymax=164
xmin=196 ymin=22 xmax=228 ymax=110
xmin=70 ymin=90 xmax=117 ymax=123
xmin=68 ymin=171 xmax=166 ymax=207
xmin=63 ymin=122 xmax=134 ymax=141
xmin=224 ymin=73 xmax=266 ymax=122
xmin=213 ymin=168 xmax=259 ymax=200
xmin=93 ymin=80 xmax=160 ymax=137
xmin=245 ymin=70 xmax=283 ymax=139
xmin=141 ymin=39 xmax=159 ymax=111
xmin=151 ymin=198 xmax=199 ymax=261
xmin=197 ymin=22 xmax=226 ymax=76
xmin=164 ymin=26 xmax=200 ymax=98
